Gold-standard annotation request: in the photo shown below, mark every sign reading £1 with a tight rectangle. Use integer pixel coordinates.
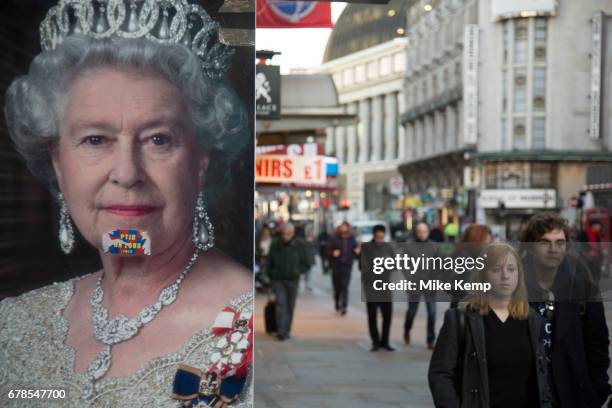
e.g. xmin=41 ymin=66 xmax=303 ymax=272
xmin=256 ymin=154 xmax=327 ymax=186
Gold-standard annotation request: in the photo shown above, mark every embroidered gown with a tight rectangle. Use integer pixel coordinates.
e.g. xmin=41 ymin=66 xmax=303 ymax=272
xmin=0 ymin=279 xmax=253 ymax=407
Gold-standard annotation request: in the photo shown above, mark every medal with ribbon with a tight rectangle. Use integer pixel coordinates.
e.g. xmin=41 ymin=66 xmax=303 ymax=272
xmin=172 ymin=307 xmax=253 ymax=407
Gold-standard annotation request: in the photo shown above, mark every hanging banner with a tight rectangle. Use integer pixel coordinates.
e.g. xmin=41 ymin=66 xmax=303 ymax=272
xmin=256 ymin=0 xmax=333 ymax=28
xmin=463 ymin=24 xmax=479 ymax=145
xmin=589 ymin=11 xmax=604 ymax=139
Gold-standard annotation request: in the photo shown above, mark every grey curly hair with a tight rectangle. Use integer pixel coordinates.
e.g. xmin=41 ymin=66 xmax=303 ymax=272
xmin=4 ymin=35 xmax=249 ymax=197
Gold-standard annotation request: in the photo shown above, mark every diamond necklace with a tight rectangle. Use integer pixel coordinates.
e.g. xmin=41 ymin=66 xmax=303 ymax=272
xmin=82 ymin=249 xmax=200 ymax=400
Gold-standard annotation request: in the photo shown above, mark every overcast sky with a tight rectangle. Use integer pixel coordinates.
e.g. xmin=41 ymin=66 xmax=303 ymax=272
xmin=256 ymin=3 xmax=347 ymax=74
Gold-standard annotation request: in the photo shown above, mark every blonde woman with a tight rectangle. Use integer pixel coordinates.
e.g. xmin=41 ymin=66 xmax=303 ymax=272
xmin=428 ymin=243 xmax=552 ymax=408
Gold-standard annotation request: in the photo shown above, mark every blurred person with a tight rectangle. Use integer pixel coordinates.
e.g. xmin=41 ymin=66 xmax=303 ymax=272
xmin=266 ymin=223 xmax=310 ymax=340
xmin=255 ymin=224 xmax=274 ymax=289
xmin=361 ymin=225 xmax=395 ymax=351
xmin=429 ymin=243 xmax=552 ymax=408
xmin=404 ymin=222 xmax=437 ymax=349
xmin=520 ymin=212 xmax=610 ymax=407
xmin=330 ymin=221 xmax=360 ymax=315
xmin=449 ymin=224 xmax=493 ymax=308
xmin=576 ymin=220 xmax=605 ymax=283
xmin=303 ymin=227 xmax=318 ymax=291
xmin=429 ymin=223 xmax=446 ymax=243
xmin=444 ymin=219 xmax=460 ymax=242
xmin=318 ymin=229 xmax=331 ymax=274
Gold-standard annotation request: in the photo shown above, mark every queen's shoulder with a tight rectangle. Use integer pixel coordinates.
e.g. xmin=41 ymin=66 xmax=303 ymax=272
xmin=0 ymin=279 xmax=75 ymax=325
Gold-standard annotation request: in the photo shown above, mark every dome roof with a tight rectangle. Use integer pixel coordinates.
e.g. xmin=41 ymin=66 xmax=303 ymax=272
xmin=323 ymin=0 xmax=414 ymax=63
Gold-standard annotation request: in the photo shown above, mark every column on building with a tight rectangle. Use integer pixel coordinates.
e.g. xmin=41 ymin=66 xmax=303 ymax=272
xmin=445 ymin=105 xmax=456 ymax=151
xmin=335 ymin=125 xmax=346 ymax=164
xmin=397 ymin=92 xmax=406 ymax=160
xmin=397 ymin=123 xmax=406 ymax=161
xmin=416 ymin=119 xmax=424 ymax=159
xmin=346 ymin=102 xmax=358 ymax=163
xmin=435 ymin=109 xmax=445 ymax=155
xmin=457 ymin=101 xmax=463 ymax=148
xmin=405 ymin=122 xmax=414 ymax=160
xmin=371 ymin=95 xmax=383 ymax=161
xmin=358 ymin=98 xmax=370 ymax=162
xmin=384 ymin=92 xmax=398 ymax=160
xmin=425 ymin=115 xmax=434 ymax=157
xmin=325 ymin=126 xmax=335 ymax=156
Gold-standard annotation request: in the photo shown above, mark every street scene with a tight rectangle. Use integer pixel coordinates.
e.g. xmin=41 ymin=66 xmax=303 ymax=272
xmin=255 ymin=260 xmax=440 ymax=408
xmin=255 ymin=0 xmax=612 ymax=407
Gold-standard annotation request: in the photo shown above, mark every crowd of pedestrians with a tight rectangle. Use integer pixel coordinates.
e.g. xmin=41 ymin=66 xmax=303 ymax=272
xmin=257 ymin=211 xmax=611 ymax=406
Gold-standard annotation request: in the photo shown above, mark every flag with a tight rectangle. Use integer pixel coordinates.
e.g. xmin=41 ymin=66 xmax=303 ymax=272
xmin=256 ymin=0 xmax=333 ymax=28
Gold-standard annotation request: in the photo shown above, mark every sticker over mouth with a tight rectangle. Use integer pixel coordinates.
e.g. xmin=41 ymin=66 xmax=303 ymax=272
xmin=103 ymin=229 xmax=151 ymax=255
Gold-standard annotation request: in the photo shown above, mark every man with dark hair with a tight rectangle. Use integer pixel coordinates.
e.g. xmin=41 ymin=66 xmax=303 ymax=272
xmin=361 ymin=224 xmax=395 ymax=351
xmin=330 ymin=221 xmax=360 ymax=315
xmin=520 ymin=212 xmax=610 ymax=407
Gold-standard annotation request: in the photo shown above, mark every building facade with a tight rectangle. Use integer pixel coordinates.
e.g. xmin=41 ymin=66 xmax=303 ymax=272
xmin=400 ymin=0 xmax=612 ymax=239
xmin=314 ymin=0 xmax=411 ymax=224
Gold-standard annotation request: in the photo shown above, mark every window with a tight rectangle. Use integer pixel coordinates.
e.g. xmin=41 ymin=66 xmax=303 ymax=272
xmin=503 ymin=18 xmax=548 ymax=149
xmin=532 ymin=117 xmax=546 ymax=149
xmin=513 ymin=68 xmax=527 ymax=112
xmin=513 ymin=117 xmax=527 ymax=149
xmin=533 ymin=68 xmax=546 ymax=111
xmin=355 ymin=64 xmax=366 ymax=83
xmin=343 ymin=68 xmax=354 ymax=86
xmin=393 ymin=53 xmax=405 ymax=72
xmin=367 ymin=60 xmax=378 ymax=80
xmin=531 ymin=163 xmax=552 ymax=187
xmin=380 ymin=56 xmax=391 ymax=76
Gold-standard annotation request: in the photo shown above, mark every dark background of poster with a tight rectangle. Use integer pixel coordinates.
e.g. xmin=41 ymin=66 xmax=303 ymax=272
xmin=0 ymin=0 xmax=254 ymax=298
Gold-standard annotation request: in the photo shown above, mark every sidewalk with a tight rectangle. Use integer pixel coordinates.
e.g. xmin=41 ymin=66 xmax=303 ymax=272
xmin=254 ymin=262 xmax=443 ymax=408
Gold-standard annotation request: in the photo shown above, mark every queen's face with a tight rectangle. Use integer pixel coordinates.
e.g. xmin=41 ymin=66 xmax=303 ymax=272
xmin=51 ymin=67 xmax=207 ymax=254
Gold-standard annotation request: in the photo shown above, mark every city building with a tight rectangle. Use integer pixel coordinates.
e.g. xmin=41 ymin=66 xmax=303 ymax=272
xmin=399 ymin=0 xmax=612 ymax=239
xmin=314 ymin=0 xmax=410 ymax=226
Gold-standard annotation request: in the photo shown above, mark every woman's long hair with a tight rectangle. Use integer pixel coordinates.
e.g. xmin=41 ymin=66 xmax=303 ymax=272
xmin=465 ymin=242 xmax=530 ymax=320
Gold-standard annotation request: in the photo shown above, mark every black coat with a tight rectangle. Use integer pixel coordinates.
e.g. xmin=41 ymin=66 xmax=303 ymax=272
xmin=428 ymin=308 xmax=552 ymax=408
xmin=524 ymin=255 xmax=611 ymax=407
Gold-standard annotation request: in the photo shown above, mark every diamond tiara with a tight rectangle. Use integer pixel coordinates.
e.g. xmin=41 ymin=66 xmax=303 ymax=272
xmin=40 ymin=0 xmax=234 ymax=78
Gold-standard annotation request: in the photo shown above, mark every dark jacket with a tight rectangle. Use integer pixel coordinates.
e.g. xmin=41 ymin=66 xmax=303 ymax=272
xmin=524 ymin=255 xmax=611 ymax=407
xmin=266 ymin=237 xmax=310 ymax=281
xmin=330 ymin=234 xmax=358 ymax=270
xmin=428 ymin=308 xmax=552 ymax=408
xmin=360 ymin=240 xmax=395 ymax=302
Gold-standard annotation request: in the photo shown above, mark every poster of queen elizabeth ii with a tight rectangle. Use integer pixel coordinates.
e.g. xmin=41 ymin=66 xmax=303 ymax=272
xmin=0 ymin=0 xmax=254 ymax=406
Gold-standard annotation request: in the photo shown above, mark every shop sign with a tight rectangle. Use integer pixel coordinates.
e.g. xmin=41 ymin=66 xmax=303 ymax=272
xmin=256 ymin=154 xmax=327 ymax=185
xmin=478 ymin=189 xmax=556 ymax=209
xmin=256 ymin=65 xmax=281 ymax=120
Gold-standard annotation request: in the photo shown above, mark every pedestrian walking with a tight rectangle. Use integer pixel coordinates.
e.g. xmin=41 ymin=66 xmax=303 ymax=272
xmin=318 ymin=229 xmax=331 ymax=274
xmin=330 ymin=221 xmax=360 ymax=315
xmin=429 ymin=243 xmax=552 ymax=408
xmin=361 ymin=224 xmax=395 ymax=351
xmin=266 ymin=223 xmax=311 ymax=340
xmin=303 ymin=227 xmax=318 ymax=291
xmin=403 ymin=222 xmax=437 ymax=349
xmin=520 ymin=212 xmax=610 ymax=407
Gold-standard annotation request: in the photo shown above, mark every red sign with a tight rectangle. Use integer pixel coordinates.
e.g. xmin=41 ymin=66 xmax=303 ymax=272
xmin=256 ymin=154 xmax=327 ymax=185
xmin=256 ymin=0 xmax=333 ymax=28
